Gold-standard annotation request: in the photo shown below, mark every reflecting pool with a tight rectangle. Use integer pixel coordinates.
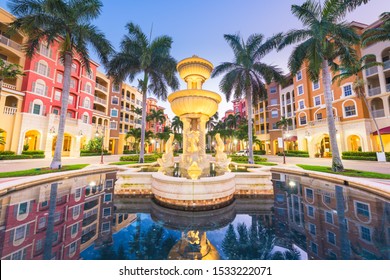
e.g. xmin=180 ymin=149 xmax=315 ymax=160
xmin=0 ymin=171 xmax=389 ymax=260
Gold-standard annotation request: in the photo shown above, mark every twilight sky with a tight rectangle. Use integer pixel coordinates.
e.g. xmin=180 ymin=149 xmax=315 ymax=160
xmin=1 ymin=0 xmax=388 ymax=119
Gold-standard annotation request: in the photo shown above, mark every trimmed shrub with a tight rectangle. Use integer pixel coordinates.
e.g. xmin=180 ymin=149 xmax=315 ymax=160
xmin=0 ymin=151 xmax=16 ymax=155
xmin=120 ymin=154 xmax=159 ymax=162
xmin=253 ymin=150 xmax=266 ymax=155
xmin=0 ymin=155 xmax=32 ymax=160
xmin=277 ymin=150 xmax=309 ymax=157
xmin=341 ymin=151 xmax=390 ymax=161
xmin=80 ymin=152 xmax=111 ymax=157
xmin=22 ymin=150 xmax=45 ymax=155
xmin=342 ymin=156 xmax=376 ymax=161
xmin=229 ymin=155 xmax=267 ymax=162
xmin=32 ymin=154 xmax=45 ymax=159
xmin=123 ymin=150 xmax=137 ymax=154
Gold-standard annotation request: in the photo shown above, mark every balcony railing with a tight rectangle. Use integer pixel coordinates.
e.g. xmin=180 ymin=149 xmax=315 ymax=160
xmin=365 ymin=66 xmax=378 ymax=76
xmin=371 ymin=109 xmax=385 ymax=118
xmin=95 ymin=83 xmax=107 ymax=92
xmin=3 ymin=106 xmax=17 ymax=115
xmin=94 ymin=96 xmax=107 ymax=105
xmin=368 ymin=86 xmax=381 ymax=96
xmin=0 ymin=35 xmax=22 ymax=51
xmin=383 ymin=60 xmax=390 ymax=71
xmin=308 ymin=116 xmax=340 ymax=126
xmin=2 ymin=82 xmax=17 ymax=90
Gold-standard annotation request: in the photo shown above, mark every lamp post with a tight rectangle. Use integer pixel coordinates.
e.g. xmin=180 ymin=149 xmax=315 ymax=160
xmin=96 ymin=125 xmax=105 ymax=164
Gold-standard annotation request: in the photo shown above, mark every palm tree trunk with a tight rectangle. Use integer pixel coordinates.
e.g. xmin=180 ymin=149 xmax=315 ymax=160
xmin=322 ymin=60 xmax=344 ymax=171
xmin=359 ymin=88 xmax=385 ymax=153
xmin=50 ymin=52 xmax=72 ymax=169
xmin=247 ymin=92 xmax=254 ymax=164
xmin=139 ymin=75 xmax=148 ymax=163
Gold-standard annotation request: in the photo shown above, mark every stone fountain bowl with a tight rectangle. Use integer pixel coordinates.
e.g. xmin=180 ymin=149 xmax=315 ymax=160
xmin=168 ymin=89 xmax=221 ymax=117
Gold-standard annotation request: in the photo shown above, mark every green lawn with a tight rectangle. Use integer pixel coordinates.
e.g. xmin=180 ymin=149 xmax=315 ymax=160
xmin=256 ymin=162 xmax=278 ymax=166
xmin=297 ymin=164 xmax=390 ymax=179
xmin=0 ymin=164 xmax=89 ymax=178
xmin=109 ymin=161 xmax=138 ymax=165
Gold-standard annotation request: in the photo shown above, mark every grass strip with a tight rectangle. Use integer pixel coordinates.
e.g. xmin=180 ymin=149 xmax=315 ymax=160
xmin=0 ymin=164 xmax=89 ymax=178
xmin=297 ymin=164 xmax=390 ymax=179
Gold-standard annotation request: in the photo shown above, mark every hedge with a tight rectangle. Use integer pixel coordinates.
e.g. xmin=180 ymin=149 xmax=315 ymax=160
xmin=342 ymin=151 xmax=390 ymax=161
xmin=0 ymin=155 xmax=32 ymax=160
xmin=277 ymin=150 xmax=309 ymax=157
xmin=80 ymin=152 xmax=111 ymax=157
xmin=123 ymin=150 xmax=137 ymax=154
xmin=120 ymin=154 xmax=160 ymax=162
xmin=0 ymin=151 xmax=16 ymax=155
xmin=253 ymin=150 xmax=266 ymax=155
xmin=229 ymin=155 xmax=267 ymax=162
xmin=22 ymin=150 xmax=45 ymax=155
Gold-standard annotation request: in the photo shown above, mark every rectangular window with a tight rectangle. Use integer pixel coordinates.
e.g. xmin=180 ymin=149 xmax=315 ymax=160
xmin=314 ymin=96 xmax=321 ymax=106
xmin=111 ymin=97 xmax=119 ymax=105
xmin=296 ymin=70 xmax=302 ymax=81
xmin=272 ymin=123 xmax=278 ymax=129
xmin=356 ymin=202 xmax=370 ymax=217
xmin=35 ymin=239 xmax=43 ymax=252
xmin=271 ymin=110 xmax=278 ymax=118
xmin=300 ymin=115 xmax=307 ymax=125
xmin=37 ymin=63 xmax=48 ymax=76
xmin=54 ymin=90 xmax=61 ymax=101
xmin=71 ymin=223 xmax=79 ymax=235
xmin=270 ymin=99 xmax=278 ymax=105
xmin=75 ymin=188 xmax=82 ymax=199
xmin=324 ymin=195 xmax=331 ymax=204
xmin=110 ymin=121 xmax=117 ymax=130
xmin=33 ymin=82 xmax=47 ymax=96
xmin=111 ymin=109 xmax=118 ymax=117
xmin=297 ymin=85 xmax=304 ymax=95
xmin=344 ymin=105 xmax=356 ymax=117
xmin=309 ymin=223 xmax=316 ymax=235
xmin=312 ymin=81 xmax=320 ymax=90
xmin=39 ymin=44 xmax=51 ymax=57
xmin=325 ymin=211 xmax=334 ymax=224
xmin=103 ymin=207 xmax=111 ymax=217
xmin=38 ymin=216 xmax=46 ymax=229
xmin=105 ymin=179 xmax=114 ymax=189
xmin=14 ymin=225 xmax=26 ymax=241
xmin=316 ymin=113 xmax=322 ymax=120
xmin=311 ymin=241 xmax=318 ymax=255
xmin=104 ymin=194 xmax=112 ymax=202
xmin=83 ymin=114 xmax=89 ymax=124
xmin=70 ymin=79 xmax=76 ymax=89
xmin=10 ymin=248 xmax=26 ymax=260
xmin=56 ymin=73 xmax=63 ymax=83
xmin=68 ymin=95 xmax=74 ymax=105
xmin=73 ymin=205 xmax=81 ymax=218
xmin=270 ymin=86 xmax=277 ymax=94
xmin=112 ymin=84 xmax=120 ymax=93
xmin=69 ymin=241 xmax=77 ymax=255
xmin=52 ymin=231 xmax=59 ymax=244
xmin=327 ymin=231 xmax=336 ymax=245
xmin=360 ymin=226 xmax=371 ymax=242
xmin=299 ymin=100 xmax=304 ymax=110
xmin=18 ymin=202 xmax=28 ymax=215
xmin=343 ymin=84 xmax=353 ymax=96
xmin=101 ymin=222 xmax=110 ymax=232
xmin=305 ymin=188 xmax=313 ymax=199
xmin=307 ymin=206 xmax=314 ymax=217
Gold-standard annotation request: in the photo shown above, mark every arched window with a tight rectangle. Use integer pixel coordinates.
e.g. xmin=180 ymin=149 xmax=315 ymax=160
xmin=298 ymin=112 xmax=307 ymax=125
xmin=35 ymin=60 xmax=50 ymax=77
xmin=32 ymin=79 xmax=48 ymax=97
xmin=84 ymin=97 xmax=90 ymax=109
xmin=29 ymin=99 xmax=45 ymax=115
xmin=82 ymin=113 xmax=89 ymax=124
xmin=343 ymin=100 xmax=357 ymax=118
xmin=84 ymin=82 xmax=92 ymax=94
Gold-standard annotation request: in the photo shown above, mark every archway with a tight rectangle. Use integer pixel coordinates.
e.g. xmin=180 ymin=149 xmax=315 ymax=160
xmin=52 ymin=133 xmax=72 ymax=157
xmin=24 ymin=130 xmax=41 ymax=151
xmin=316 ymin=134 xmax=331 ymax=157
xmin=347 ymin=135 xmax=361 ymax=151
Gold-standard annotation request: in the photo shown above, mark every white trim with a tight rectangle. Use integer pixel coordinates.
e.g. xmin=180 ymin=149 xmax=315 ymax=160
xmin=342 ymin=99 xmax=358 ymax=118
xmin=341 ymin=83 xmax=355 ymax=98
xmin=313 ymin=95 xmax=322 ymax=107
xmin=298 ymin=99 xmax=305 ymax=110
xmin=297 ymin=84 xmax=304 ymax=96
xmin=353 ymin=200 xmax=372 ymax=223
xmin=312 ymin=80 xmax=320 ymax=91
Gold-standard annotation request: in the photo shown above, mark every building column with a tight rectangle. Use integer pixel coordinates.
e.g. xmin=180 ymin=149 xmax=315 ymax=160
xmin=382 ymin=96 xmax=390 ymax=117
xmin=377 ymin=54 xmax=387 ymax=94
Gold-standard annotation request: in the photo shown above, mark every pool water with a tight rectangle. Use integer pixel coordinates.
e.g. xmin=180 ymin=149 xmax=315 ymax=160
xmin=0 ymin=171 xmax=389 ymax=260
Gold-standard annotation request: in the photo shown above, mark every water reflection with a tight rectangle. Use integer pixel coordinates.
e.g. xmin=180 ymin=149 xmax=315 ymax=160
xmin=0 ymin=171 xmax=389 ymax=260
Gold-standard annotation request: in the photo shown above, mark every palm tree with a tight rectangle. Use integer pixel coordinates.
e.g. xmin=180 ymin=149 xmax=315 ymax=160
xmin=146 ymin=109 xmax=166 ymax=133
xmin=171 ymin=116 xmax=183 ymax=133
xmin=278 ymin=0 xmax=370 ymax=172
xmin=276 ymin=116 xmax=293 ymax=163
xmin=9 ymin=0 xmax=112 ymax=169
xmin=206 ymin=112 xmax=218 ymax=150
xmin=156 ymin=126 xmax=172 ymax=152
xmin=0 ymin=59 xmax=24 ymax=89
xmin=0 ymin=128 xmax=6 ymax=146
xmin=212 ymin=33 xmax=284 ymax=163
xmin=226 ymin=113 xmax=241 ymax=130
xmin=125 ymin=128 xmax=153 ymax=153
xmin=362 ymin=12 xmax=390 ymax=46
xmin=333 ymin=55 xmax=385 ymax=153
xmin=108 ymin=22 xmax=179 ymax=163
xmin=131 ymin=107 xmax=143 ymax=124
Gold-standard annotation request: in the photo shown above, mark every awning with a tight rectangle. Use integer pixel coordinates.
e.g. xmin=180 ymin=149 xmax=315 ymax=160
xmin=285 ymin=136 xmax=298 ymax=141
xmin=372 ymin=126 xmax=390 ymax=135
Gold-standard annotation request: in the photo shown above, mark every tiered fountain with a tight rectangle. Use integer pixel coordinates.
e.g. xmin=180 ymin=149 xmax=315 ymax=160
xmin=115 ymin=56 xmax=273 ymax=210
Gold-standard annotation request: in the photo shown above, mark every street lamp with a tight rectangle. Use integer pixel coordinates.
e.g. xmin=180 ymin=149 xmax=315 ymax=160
xmin=96 ymin=125 xmax=106 ymax=164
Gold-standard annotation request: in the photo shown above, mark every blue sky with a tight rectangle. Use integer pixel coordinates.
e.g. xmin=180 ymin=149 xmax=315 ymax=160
xmin=0 ymin=0 xmax=388 ymax=118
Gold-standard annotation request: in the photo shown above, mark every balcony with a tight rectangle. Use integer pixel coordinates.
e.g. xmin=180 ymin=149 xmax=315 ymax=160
xmin=95 ymin=83 xmax=107 ymax=92
xmin=0 ymin=34 xmax=22 ymax=51
xmin=365 ymin=66 xmax=378 ymax=76
xmin=371 ymin=109 xmax=385 ymax=118
xmin=2 ymin=82 xmax=17 ymax=91
xmin=94 ymin=96 xmax=107 ymax=105
xmin=368 ymin=86 xmax=381 ymax=97
xmin=308 ymin=116 xmax=340 ymax=126
xmin=286 ymin=99 xmax=291 ymax=104
xmin=3 ymin=106 xmax=17 ymax=115
xmin=387 ymin=84 xmax=390 ymax=92
xmin=383 ymin=60 xmax=390 ymax=71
